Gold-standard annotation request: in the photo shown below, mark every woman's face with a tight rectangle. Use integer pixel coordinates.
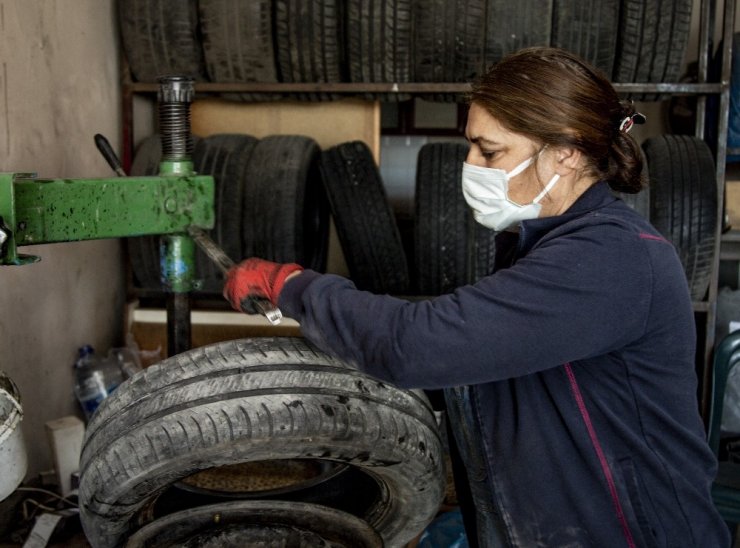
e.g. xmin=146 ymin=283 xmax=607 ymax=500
xmin=464 ymin=102 xmax=559 ymax=208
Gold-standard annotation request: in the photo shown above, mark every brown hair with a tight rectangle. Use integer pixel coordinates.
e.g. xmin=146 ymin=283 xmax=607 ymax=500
xmin=469 ymin=47 xmax=645 ymax=193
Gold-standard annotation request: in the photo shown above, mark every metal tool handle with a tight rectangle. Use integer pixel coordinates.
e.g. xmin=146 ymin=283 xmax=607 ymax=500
xmin=94 ymin=134 xmax=127 ymax=177
xmin=92 ymin=136 xmax=283 ymax=326
xmin=187 ymin=227 xmax=283 ymax=325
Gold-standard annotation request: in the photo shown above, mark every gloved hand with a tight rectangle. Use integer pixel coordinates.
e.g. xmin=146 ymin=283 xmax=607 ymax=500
xmin=223 ymin=257 xmax=303 ymax=314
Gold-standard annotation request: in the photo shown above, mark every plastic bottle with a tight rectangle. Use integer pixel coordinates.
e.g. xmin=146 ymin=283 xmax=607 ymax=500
xmin=108 ymin=347 xmax=142 ymax=380
xmin=73 ymin=345 xmax=124 ymax=421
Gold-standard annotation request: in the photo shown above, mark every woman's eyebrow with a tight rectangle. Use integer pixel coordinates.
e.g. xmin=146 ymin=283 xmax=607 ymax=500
xmin=468 ymin=136 xmax=501 ymax=146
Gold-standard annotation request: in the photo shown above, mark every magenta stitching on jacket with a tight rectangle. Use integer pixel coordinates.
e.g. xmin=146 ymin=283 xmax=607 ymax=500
xmin=564 ymin=362 xmax=637 ymax=548
xmin=638 ymin=233 xmax=668 ymax=242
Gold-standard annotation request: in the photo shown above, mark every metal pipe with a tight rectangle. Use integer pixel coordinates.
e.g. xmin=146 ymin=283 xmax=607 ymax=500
xmin=166 ymin=292 xmax=192 ymax=358
xmin=157 ymin=76 xmax=197 ymax=357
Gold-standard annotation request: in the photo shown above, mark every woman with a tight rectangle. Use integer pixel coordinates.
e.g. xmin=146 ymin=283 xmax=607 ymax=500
xmin=224 ymin=47 xmax=728 ymax=547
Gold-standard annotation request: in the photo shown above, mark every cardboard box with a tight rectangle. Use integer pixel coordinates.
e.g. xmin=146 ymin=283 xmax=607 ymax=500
xmin=725 ymin=163 xmax=740 ymax=228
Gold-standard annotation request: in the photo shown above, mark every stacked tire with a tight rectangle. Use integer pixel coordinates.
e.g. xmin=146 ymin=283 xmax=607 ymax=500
xmin=643 ymin=135 xmax=717 ymax=300
xmin=127 ymin=133 xmax=329 ymax=294
xmin=117 ymin=0 xmax=694 ymax=102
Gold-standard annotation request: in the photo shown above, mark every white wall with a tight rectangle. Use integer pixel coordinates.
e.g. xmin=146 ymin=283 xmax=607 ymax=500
xmin=0 ymin=1 xmax=124 ymax=479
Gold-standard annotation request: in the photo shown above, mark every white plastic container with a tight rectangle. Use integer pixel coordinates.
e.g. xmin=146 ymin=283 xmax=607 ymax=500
xmin=0 ymin=371 xmax=27 ymax=501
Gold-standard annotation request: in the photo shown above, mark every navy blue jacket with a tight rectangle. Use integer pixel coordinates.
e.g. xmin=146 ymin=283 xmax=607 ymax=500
xmin=279 ymin=182 xmax=728 ymax=547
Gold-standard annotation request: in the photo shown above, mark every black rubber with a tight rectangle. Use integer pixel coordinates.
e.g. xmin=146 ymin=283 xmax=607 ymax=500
xmin=117 ymin=0 xmax=206 ymax=82
xmin=414 ymin=142 xmax=496 ymax=295
xmin=192 ymin=134 xmax=258 ymax=292
xmin=551 ymin=0 xmax=620 ymax=77
xmin=319 ymin=141 xmax=410 ymax=294
xmin=615 ymin=148 xmax=650 ymax=220
xmin=643 ymin=135 xmax=717 ymax=300
xmin=198 ymin=0 xmax=279 ymax=102
xmin=614 ymin=0 xmax=693 ymax=101
xmin=242 ymin=135 xmax=329 ymax=272
xmin=273 ymin=0 xmax=345 ymax=101
xmin=78 ymin=337 xmax=445 ymax=548
xmin=125 ymin=500 xmax=383 ymax=547
xmin=412 ymin=0 xmax=486 ymax=102
xmin=482 ymin=0 xmax=553 ymax=72
xmin=346 ymin=0 xmax=412 ymax=102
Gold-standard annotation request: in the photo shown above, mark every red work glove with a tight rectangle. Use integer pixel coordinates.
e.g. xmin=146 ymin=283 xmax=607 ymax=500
xmin=223 ymin=257 xmax=303 ymax=314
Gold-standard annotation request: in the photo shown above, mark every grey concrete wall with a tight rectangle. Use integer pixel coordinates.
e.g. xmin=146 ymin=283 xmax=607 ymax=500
xmin=0 ymin=1 xmax=124 ymax=479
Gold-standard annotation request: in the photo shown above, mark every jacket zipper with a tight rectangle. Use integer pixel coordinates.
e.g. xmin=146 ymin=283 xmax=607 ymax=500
xmin=564 ymin=362 xmax=637 ymax=548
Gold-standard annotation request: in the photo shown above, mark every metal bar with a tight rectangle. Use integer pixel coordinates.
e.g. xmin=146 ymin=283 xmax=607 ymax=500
xmin=124 ymin=81 xmax=726 ymax=95
xmin=701 ymin=0 xmax=737 ymax=419
xmin=156 ymin=76 xmax=198 ymax=358
xmin=0 ymin=174 xmax=23 ymax=264
xmin=121 ymin=86 xmax=134 ymax=175
xmin=188 ymin=226 xmax=235 ymax=273
xmin=696 ymin=0 xmax=714 ymax=138
xmin=121 ymin=55 xmax=135 ymax=174
xmin=162 ymin=233 xmax=195 ymax=356
xmin=166 ymin=292 xmax=191 ymax=358
xmin=9 ymin=174 xmax=214 ymax=244
xmin=188 ymin=226 xmax=284 ymax=325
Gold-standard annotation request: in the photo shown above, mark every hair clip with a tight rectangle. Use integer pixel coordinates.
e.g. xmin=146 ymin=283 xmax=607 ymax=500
xmin=619 ymin=112 xmax=647 ymax=133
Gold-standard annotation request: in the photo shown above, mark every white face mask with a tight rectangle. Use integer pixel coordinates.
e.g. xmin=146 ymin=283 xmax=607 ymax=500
xmin=461 ymin=156 xmax=561 ymax=231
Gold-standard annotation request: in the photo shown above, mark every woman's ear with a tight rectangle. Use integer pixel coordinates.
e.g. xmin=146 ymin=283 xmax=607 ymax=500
xmin=554 ymin=147 xmax=582 ymax=174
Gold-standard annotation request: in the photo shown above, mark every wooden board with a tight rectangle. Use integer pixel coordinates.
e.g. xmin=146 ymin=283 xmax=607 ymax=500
xmin=726 ymin=164 xmax=740 ymax=228
xmin=191 ymin=98 xmax=380 ymax=162
xmin=129 ymin=308 xmax=302 ymax=367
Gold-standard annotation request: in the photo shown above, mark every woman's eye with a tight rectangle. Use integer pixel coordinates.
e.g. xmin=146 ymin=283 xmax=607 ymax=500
xmin=481 ymin=150 xmax=497 ymax=160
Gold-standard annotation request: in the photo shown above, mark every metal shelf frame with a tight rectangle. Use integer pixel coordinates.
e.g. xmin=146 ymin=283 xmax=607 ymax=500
xmin=120 ymin=0 xmax=736 ymax=418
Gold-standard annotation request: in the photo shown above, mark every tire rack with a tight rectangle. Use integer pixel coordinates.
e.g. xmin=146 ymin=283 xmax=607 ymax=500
xmin=119 ymin=0 xmax=736 ymax=420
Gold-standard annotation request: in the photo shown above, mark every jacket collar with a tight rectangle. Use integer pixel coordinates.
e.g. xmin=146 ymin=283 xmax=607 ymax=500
xmin=515 ymin=181 xmax=618 ymax=257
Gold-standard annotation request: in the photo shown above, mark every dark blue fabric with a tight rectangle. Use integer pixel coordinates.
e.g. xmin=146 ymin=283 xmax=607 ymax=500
xmin=280 ymin=181 xmax=729 ymax=547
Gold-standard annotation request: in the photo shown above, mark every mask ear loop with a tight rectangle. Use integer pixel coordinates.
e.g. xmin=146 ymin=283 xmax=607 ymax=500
xmin=531 ymin=144 xmax=559 ymax=204
xmin=533 ymin=174 xmax=560 ymax=204
xmin=507 ymin=156 xmax=534 ymax=178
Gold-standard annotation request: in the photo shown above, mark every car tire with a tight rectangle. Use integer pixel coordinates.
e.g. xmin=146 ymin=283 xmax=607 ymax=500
xmin=551 ymin=0 xmax=620 ymax=77
xmin=198 ymin=0 xmax=280 ymax=103
xmin=79 ymin=337 xmax=445 ymax=548
xmin=643 ymin=134 xmax=717 ymax=300
xmin=241 ymin=135 xmax=330 ymax=272
xmin=117 ymin=0 xmax=206 ymax=82
xmin=319 ymin=141 xmax=410 ymax=293
xmin=414 ymin=142 xmax=496 ymax=295
xmin=124 ymin=500 xmax=383 ymax=547
xmin=614 ymin=0 xmax=693 ymax=101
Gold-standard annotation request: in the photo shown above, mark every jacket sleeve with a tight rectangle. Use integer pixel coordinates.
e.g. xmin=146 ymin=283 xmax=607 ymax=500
xmin=278 ymin=221 xmax=679 ymax=389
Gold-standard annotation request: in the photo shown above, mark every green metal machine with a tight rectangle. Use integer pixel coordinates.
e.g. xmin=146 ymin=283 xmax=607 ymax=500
xmin=0 ymin=77 xmax=215 ymax=356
